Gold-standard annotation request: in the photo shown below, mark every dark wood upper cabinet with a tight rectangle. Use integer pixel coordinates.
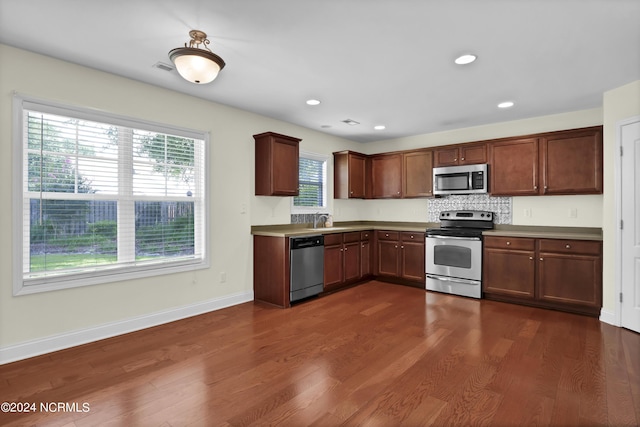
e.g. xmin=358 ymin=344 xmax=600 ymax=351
xmin=254 ymin=132 xmax=300 ymax=196
xmin=489 ymin=137 xmax=540 ymax=196
xmin=334 ymin=151 xmax=367 ymax=199
xmin=402 ymin=149 xmax=433 ymax=198
xmin=434 ymin=143 xmax=487 ymax=167
xmin=489 ymin=126 xmax=603 ymax=197
xmin=371 ymin=153 xmax=402 ymax=198
xmin=540 ymin=126 xmax=603 ymax=195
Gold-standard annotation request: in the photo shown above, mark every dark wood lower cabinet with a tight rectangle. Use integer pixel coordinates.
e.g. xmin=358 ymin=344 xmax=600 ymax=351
xmin=323 ymin=231 xmax=365 ymax=292
xmin=483 ymin=236 xmax=602 ymax=316
xmin=376 ymin=231 xmax=425 ymax=287
xmin=253 ymin=235 xmax=290 ymax=308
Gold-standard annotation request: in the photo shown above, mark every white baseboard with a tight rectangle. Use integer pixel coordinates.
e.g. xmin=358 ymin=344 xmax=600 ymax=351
xmin=0 ymin=291 xmax=253 ymax=365
xmin=599 ymin=308 xmax=618 ymax=326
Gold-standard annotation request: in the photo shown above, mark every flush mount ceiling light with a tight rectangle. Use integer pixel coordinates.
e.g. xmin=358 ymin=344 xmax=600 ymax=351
xmin=498 ymin=101 xmax=515 ymax=109
xmin=454 ymin=54 xmax=477 ymax=65
xmin=169 ymin=30 xmax=226 ymax=84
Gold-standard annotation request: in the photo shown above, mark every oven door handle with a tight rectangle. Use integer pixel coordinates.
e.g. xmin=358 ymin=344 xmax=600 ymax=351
xmin=426 ymin=235 xmax=481 ymax=241
xmin=426 ymin=275 xmax=480 ymax=286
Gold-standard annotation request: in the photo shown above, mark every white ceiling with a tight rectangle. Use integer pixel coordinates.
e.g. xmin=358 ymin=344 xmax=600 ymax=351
xmin=1 ymin=0 xmax=639 ymax=143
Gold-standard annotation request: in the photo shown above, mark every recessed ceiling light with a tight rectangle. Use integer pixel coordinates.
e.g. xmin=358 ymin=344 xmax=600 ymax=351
xmin=454 ymin=54 xmax=477 ymax=65
xmin=342 ymin=119 xmax=360 ymax=126
xmin=374 ymin=125 xmax=386 ymax=130
xmin=306 ymin=99 xmax=321 ymax=106
xmin=498 ymin=101 xmax=515 ymax=109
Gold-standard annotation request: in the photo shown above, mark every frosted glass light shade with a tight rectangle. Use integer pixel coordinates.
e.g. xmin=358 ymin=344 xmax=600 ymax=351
xmin=169 ymin=48 xmax=225 ymax=84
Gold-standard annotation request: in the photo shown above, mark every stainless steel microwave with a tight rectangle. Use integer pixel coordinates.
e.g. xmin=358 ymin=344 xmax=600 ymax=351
xmin=433 ymin=164 xmax=488 ymax=195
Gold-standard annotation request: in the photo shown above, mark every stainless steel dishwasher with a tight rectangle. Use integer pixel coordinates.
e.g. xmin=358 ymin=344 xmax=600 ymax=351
xmin=290 ymin=235 xmax=324 ymax=302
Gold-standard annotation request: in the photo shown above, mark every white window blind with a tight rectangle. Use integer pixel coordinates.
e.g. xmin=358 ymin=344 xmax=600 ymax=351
xmin=13 ymin=95 xmax=208 ymax=294
xmin=293 ymin=152 xmax=327 ymax=212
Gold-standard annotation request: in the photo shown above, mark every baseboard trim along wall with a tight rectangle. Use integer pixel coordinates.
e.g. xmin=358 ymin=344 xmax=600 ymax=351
xmin=0 ymin=291 xmax=254 ymax=365
xmin=599 ymin=309 xmax=617 ymax=326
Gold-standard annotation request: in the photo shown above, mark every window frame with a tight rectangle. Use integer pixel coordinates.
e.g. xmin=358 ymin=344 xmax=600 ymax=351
xmin=291 ymin=151 xmax=329 ymax=214
xmin=12 ymin=94 xmax=211 ymax=296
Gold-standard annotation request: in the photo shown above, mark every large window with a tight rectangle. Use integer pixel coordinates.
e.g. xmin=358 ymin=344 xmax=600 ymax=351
xmin=292 ymin=152 xmax=328 ymax=213
xmin=13 ymin=95 xmax=209 ymax=295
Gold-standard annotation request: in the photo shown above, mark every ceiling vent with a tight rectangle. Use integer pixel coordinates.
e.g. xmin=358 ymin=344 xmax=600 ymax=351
xmin=342 ymin=119 xmax=360 ymax=126
xmin=153 ymin=62 xmax=175 ymax=72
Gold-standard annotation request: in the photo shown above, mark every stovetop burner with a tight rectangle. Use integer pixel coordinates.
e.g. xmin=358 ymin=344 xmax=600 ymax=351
xmin=427 ymin=209 xmax=495 ymax=237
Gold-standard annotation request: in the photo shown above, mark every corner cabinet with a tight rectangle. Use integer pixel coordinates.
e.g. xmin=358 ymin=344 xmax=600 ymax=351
xmin=334 ymin=151 xmax=367 ymax=199
xmin=254 ymin=132 xmax=300 ymax=196
xmin=483 ymin=236 xmax=602 ymax=317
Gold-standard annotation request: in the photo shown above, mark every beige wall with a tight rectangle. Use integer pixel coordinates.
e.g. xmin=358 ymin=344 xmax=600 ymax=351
xmin=1 ymin=42 xmax=633 ymax=355
xmin=0 ymin=44 xmax=356 ymax=350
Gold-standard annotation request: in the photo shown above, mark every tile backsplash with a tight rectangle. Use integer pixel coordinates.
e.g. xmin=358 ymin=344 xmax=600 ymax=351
xmin=428 ymin=194 xmax=512 ymax=224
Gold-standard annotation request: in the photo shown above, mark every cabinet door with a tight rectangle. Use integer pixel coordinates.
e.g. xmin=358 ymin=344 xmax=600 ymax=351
xmin=489 ymin=138 xmax=539 ymax=196
xmin=254 ymin=132 xmax=300 ymax=196
xmin=348 ymin=154 xmax=366 ymax=198
xmin=343 ymin=241 xmax=361 ymax=282
xmin=540 ymin=127 xmax=603 ymax=195
xmin=459 ymin=143 xmax=487 ymax=165
xmin=400 ymin=233 xmax=425 ymax=282
xmin=324 ymin=245 xmax=344 ymax=290
xmin=433 ymin=147 xmax=459 ymax=167
xmin=371 ymin=154 xmax=402 ymax=198
xmin=537 ymin=252 xmax=602 ymax=308
xmin=483 ymin=248 xmax=536 ymax=298
xmin=403 ymin=150 xmax=433 ymax=198
xmin=377 ymin=240 xmax=400 ymax=277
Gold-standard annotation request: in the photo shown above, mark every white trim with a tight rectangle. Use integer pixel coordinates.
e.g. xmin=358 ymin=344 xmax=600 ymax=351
xmin=614 ymin=115 xmax=640 ymax=327
xmin=0 ymin=291 xmax=253 ymax=365
xmin=599 ymin=309 xmax=617 ymax=326
xmin=291 ymin=151 xmax=329 ymax=214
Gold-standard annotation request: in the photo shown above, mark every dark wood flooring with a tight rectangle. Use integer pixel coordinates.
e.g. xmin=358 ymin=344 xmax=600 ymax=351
xmin=1 ymin=281 xmax=638 ymax=426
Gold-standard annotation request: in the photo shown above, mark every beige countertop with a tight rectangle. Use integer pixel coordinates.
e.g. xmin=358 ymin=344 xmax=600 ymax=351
xmin=251 ymin=221 xmax=434 ymax=237
xmin=251 ymin=222 xmax=603 ymax=241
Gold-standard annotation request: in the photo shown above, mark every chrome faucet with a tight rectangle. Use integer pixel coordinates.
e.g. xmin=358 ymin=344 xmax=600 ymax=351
xmin=313 ymin=212 xmax=330 ymax=228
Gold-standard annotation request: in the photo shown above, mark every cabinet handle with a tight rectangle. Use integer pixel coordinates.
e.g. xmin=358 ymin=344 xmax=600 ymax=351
xmin=529 ymin=257 xmax=533 ymax=260
xmin=340 ymin=248 xmax=343 ymax=252
xmin=544 ymin=186 xmax=548 ymax=190
xmin=397 ymin=191 xmax=400 ymax=195
xmin=410 ymin=235 xmax=414 ymax=239
xmin=539 ymin=257 xmax=544 ymax=261
xmin=344 ymin=247 xmax=348 ymax=251
xmin=454 ymin=158 xmax=458 ymax=162
xmin=565 ymin=244 xmax=571 ymax=249
xmin=385 ymin=233 xmax=389 ymax=237
xmin=395 ymin=245 xmax=398 ymax=249
xmin=506 ymin=241 xmax=511 ymax=246
xmin=350 ymin=190 xmax=353 ymax=194
xmin=534 ymin=185 xmax=538 ymax=190
xmin=362 ymin=244 xmax=365 ymax=248
xmin=401 ymin=245 xmax=404 ymax=249
xmin=461 ymin=157 xmax=465 ymax=161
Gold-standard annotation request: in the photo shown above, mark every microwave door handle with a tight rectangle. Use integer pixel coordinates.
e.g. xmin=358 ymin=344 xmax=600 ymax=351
xmin=468 ymin=172 xmax=473 ymax=190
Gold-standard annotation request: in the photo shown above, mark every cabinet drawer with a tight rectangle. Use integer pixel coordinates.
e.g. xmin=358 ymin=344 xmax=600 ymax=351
xmin=323 ymin=233 xmax=343 ymax=246
xmin=401 ymin=232 xmax=425 ymax=242
xmin=377 ymin=231 xmax=399 ymax=241
xmin=484 ymin=236 xmax=535 ymax=250
xmin=360 ymin=231 xmax=372 ymax=241
xmin=343 ymin=232 xmax=361 ymax=243
xmin=539 ymin=239 xmax=601 ymax=255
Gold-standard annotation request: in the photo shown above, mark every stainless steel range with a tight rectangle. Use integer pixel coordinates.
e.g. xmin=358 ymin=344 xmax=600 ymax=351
xmin=425 ymin=210 xmax=494 ymax=299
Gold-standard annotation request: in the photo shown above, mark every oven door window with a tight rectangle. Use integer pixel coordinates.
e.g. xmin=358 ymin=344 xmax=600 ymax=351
xmin=433 ymin=245 xmax=472 ymax=268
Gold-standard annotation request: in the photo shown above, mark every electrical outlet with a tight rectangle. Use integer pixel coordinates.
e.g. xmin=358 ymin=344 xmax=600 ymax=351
xmin=220 ymin=272 xmax=227 ymax=283
xmin=524 ymin=208 xmax=532 ymax=218
xmin=569 ymin=208 xmax=578 ymax=218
